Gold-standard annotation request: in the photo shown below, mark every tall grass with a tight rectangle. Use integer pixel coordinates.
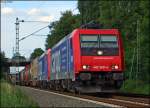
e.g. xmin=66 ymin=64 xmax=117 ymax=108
xmin=0 ymin=79 xmax=39 ymax=107
xmin=120 ymin=79 xmax=150 ymax=95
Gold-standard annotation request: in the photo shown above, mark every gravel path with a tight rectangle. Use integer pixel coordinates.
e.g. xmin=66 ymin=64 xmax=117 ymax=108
xmin=19 ymin=86 xmax=113 ymax=107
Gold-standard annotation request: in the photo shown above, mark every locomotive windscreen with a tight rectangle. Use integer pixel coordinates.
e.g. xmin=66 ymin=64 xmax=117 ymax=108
xmin=80 ymin=34 xmax=119 ymax=56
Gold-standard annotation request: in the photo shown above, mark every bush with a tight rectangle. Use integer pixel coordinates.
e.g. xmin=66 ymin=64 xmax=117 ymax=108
xmin=120 ymin=79 xmax=150 ymax=95
xmin=0 ymin=79 xmax=39 ymax=107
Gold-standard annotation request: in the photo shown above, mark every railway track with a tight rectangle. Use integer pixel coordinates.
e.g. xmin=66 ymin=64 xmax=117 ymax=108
xmin=29 ymin=86 xmax=150 ymax=108
xmin=87 ymin=92 xmax=150 ymax=107
xmin=85 ymin=94 xmax=150 ymax=108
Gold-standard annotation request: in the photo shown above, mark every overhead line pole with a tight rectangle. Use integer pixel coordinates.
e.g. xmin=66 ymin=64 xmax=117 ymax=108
xmin=15 ymin=17 xmax=24 ymax=74
xmin=14 ymin=17 xmax=50 ymax=74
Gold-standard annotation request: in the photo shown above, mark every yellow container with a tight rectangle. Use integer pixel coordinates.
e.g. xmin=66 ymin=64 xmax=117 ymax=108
xmin=30 ymin=57 xmax=39 ymax=80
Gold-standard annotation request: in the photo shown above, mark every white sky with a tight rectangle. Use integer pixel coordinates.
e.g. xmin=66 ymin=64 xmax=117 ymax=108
xmin=1 ymin=1 xmax=79 ymax=59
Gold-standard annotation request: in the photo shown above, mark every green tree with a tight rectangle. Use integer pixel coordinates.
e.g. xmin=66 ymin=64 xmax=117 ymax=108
xmin=0 ymin=52 xmax=7 ymax=79
xmin=30 ymin=48 xmax=44 ymax=59
xmin=45 ymin=10 xmax=80 ymax=49
xmin=77 ymin=0 xmax=150 ymax=83
xmin=78 ymin=0 xmax=100 ymax=24
xmin=137 ymin=0 xmax=150 ymax=82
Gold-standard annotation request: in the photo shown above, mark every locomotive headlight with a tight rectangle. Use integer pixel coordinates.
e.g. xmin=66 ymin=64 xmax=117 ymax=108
xmin=82 ymin=65 xmax=90 ymax=69
xmin=114 ymin=65 xmax=119 ymax=69
xmin=97 ymin=50 xmax=103 ymax=55
xmin=112 ymin=65 xmax=119 ymax=70
xmin=82 ymin=65 xmax=87 ymax=69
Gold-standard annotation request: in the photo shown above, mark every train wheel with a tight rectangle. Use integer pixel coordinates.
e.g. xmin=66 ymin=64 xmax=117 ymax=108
xmin=49 ymin=84 xmax=52 ymax=89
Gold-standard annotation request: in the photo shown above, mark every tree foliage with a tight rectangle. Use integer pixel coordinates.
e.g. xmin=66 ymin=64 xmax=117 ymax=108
xmin=77 ymin=0 xmax=150 ymax=83
xmin=45 ymin=11 xmax=80 ymax=49
xmin=0 ymin=52 xmax=7 ymax=79
xmin=0 ymin=52 xmax=6 ymax=66
xmin=30 ymin=48 xmax=44 ymax=59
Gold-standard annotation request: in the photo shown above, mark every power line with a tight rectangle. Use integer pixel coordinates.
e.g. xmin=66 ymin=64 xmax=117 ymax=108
xmin=32 ymin=34 xmax=48 ymax=36
xmin=22 ymin=21 xmax=50 ymax=23
xmin=19 ymin=25 xmax=49 ymax=41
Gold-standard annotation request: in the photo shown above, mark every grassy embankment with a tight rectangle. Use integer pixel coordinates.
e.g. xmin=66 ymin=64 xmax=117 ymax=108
xmin=0 ymin=79 xmax=39 ymax=107
xmin=120 ymin=79 xmax=150 ymax=95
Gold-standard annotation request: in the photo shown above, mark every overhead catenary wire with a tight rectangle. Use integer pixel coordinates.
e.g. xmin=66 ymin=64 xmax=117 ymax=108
xmin=22 ymin=21 xmax=50 ymax=23
xmin=19 ymin=25 xmax=49 ymax=41
xmin=32 ymin=34 xmax=48 ymax=36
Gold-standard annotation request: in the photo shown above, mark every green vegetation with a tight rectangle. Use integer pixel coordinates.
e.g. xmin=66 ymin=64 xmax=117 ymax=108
xmin=45 ymin=11 xmax=80 ymax=49
xmin=30 ymin=48 xmax=44 ymax=59
xmin=77 ymin=0 xmax=150 ymax=84
xmin=121 ymin=79 xmax=150 ymax=95
xmin=0 ymin=52 xmax=7 ymax=79
xmin=0 ymin=79 xmax=39 ymax=107
xmin=0 ymin=51 xmax=39 ymax=107
xmin=45 ymin=1 xmax=149 ymax=95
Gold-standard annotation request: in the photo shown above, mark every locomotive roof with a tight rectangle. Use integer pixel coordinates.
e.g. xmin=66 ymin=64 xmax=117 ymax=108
xmin=38 ymin=52 xmax=46 ymax=60
xmin=52 ymin=33 xmax=72 ymax=50
xmin=51 ymin=28 xmax=120 ymax=50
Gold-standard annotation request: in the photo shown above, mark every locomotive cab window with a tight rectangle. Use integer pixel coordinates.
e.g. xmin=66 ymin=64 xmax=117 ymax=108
xmin=81 ymin=35 xmax=99 ymax=48
xmin=80 ymin=34 xmax=119 ymax=56
xmin=100 ymin=36 xmax=118 ymax=48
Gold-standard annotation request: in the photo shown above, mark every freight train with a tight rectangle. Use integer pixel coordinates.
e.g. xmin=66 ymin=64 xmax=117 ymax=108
xmin=18 ymin=24 xmax=124 ymax=93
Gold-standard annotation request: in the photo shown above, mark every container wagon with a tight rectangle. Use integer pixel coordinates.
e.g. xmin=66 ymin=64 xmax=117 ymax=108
xmin=30 ymin=57 xmax=39 ymax=87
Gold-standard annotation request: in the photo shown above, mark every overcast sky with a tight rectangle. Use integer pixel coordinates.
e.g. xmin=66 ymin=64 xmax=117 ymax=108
xmin=1 ymin=1 xmax=79 ymax=59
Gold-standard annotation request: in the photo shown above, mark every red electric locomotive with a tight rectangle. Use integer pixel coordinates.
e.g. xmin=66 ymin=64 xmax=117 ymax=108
xmin=50 ymin=23 xmax=124 ymax=93
xmin=71 ymin=28 xmax=124 ymax=92
xmin=19 ymin=23 xmax=124 ymax=93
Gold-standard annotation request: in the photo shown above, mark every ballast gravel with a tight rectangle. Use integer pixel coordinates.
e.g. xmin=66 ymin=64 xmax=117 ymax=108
xmin=19 ymin=86 xmax=112 ymax=107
